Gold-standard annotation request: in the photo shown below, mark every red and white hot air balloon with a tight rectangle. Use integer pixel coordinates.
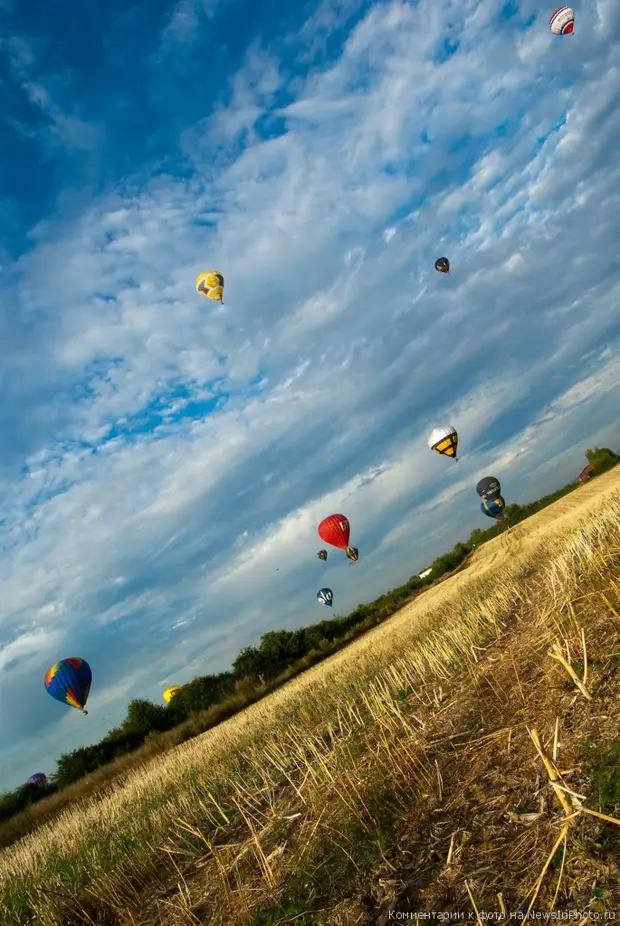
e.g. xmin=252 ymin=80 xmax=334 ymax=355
xmin=317 ymin=514 xmax=359 ymax=562
xmin=549 ymin=6 xmax=574 ymax=35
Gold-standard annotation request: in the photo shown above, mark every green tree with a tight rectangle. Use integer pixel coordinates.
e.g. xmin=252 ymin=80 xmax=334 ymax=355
xmin=258 ymin=629 xmax=306 ymax=677
xmin=502 ymin=503 xmax=523 ymax=527
xmin=171 ymin=673 xmax=235 ymax=716
xmin=585 ymin=447 xmax=620 ymax=474
xmin=54 ymin=745 xmax=105 ymax=788
xmin=122 ymin=698 xmax=170 ymax=735
xmin=233 ymin=645 xmax=268 ymax=681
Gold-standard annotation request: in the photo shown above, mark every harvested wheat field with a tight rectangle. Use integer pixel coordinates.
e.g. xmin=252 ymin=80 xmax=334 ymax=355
xmin=3 ymin=468 xmax=620 ymax=926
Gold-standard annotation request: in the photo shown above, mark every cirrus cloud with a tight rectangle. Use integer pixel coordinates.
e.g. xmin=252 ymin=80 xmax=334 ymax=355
xmin=0 ymin=0 xmax=619 ymax=789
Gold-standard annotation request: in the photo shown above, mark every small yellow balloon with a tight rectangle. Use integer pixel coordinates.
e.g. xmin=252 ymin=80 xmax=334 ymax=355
xmin=163 ymin=685 xmax=182 ymax=703
xmin=195 ymin=269 xmax=224 ymax=303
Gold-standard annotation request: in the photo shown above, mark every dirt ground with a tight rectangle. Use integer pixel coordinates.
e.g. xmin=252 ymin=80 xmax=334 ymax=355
xmin=332 ymin=470 xmax=620 ymax=922
xmin=4 ymin=469 xmax=620 ymax=926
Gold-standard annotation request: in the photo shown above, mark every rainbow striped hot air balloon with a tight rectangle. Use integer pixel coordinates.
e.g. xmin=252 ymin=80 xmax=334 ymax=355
xmin=26 ymin=773 xmax=47 ymax=787
xmin=44 ymin=657 xmax=92 ymax=714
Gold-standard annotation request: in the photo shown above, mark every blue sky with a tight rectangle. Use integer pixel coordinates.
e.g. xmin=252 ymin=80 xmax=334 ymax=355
xmin=1 ymin=0 xmax=620 ymax=790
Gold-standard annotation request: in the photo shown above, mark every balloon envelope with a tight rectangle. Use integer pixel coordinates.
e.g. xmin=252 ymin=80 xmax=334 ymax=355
xmin=476 ymin=476 xmax=501 ymax=499
xmin=549 ymin=6 xmax=574 ymax=34
xmin=318 ymin=514 xmax=350 ymax=550
xmin=481 ymin=496 xmax=506 ymax=521
xmin=163 ymin=686 xmax=182 ymax=703
xmin=26 ymin=773 xmax=47 ymax=786
xmin=45 ymin=657 xmax=92 ymax=713
xmin=317 ymin=549 xmax=328 ymax=561
xmin=428 ymin=425 xmax=459 ymax=460
xmin=317 ymin=588 xmax=334 ymax=607
xmin=435 ymin=257 xmax=450 ymax=274
xmin=195 ymin=270 xmax=224 ymax=302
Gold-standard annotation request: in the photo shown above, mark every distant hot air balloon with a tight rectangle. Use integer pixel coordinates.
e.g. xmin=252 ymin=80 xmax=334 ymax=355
xmin=317 ymin=549 xmax=328 ymax=562
xmin=435 ymin=256 xmax=450 ymax=274
xmin=549 ymin=6 xmax=574 ymax=35
xmin=476 ymin=476 xmax=501 ymax=500
xmin=44 ymin=657 xmax=92 ymax=714
xmin=26 ymin=773 xmax=47 ymax=787
xmin=481 ymin=496 xmax=506 ymax=521
xmin=318 ymin=514 xmax=359 ymax=562
xmin=317 ymin=588 xmax=333 ymax=608
xmin=428 ymin=425 xmax=459 ymax=461
xmin=163 ymin=686 xmax=182 ymax=703
xmin=195 ymin=270 xmax=224 ymax=303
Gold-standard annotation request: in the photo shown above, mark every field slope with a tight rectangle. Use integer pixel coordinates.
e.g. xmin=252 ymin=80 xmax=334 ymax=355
xmin=2 ymin=467 xmax=620 ymax=925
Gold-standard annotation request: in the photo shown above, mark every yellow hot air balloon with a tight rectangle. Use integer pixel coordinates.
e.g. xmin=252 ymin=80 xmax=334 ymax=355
xmin=428 ymin=425 xmax=459 ymax=461
xmin=163 ymin=685 xmax=182 ymax=703
xmin=195 ymin=270 xmax=224 ymax=303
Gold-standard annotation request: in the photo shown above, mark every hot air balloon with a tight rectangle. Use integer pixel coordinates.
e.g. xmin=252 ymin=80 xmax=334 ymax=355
xmin=481 ymin=496 xmax=506 ymax=521
xmin=549 ymin=6 xmax=574 ymax=35
xmin=428 ymin=425 xmax=459 ymax=461
xmin=317 ymin=550 xmax=328 ymax=562
xmin=318 ymin=514 xmax=359 ymax=562
xmin=476 ymin=476 xmax=501 ymax=500
xmin=317 ymin=588 xmax=333 ymax=608
xmin=26 ymin=773 xmax=47 ymax=787
xmin=195 ymin=270 xmax=224 ymax=303
xmin=44 ymin=657 xmax=92 ymax=714
xmin=435 ymin=257 xmax=450 ymax=274
xmin=163 ymin=686 xmax=182 ymax=703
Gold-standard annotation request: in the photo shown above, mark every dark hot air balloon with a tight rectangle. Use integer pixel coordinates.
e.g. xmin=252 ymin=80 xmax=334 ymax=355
xmin=476 ymin=476 xmax=501 ymax=500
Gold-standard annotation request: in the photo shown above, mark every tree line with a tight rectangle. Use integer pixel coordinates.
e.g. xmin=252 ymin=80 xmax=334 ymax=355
xmin=1 ymin=446 xmax=617 ymax=828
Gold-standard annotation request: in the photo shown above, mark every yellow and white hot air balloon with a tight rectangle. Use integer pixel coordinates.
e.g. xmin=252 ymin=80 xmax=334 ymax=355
xmin=428 ymin=425 xmax=459 ymax=461
xmin=195 ymin=270 xmax=224 ymax=303
xmin=163 ymin=685 xmax=182 ymax=703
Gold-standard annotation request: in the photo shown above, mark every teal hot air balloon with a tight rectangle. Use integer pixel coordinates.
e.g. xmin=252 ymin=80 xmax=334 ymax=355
xmin=317 ymin=588 xmax=333 ymax=608
xmin=44 ymin=657 xmax=92 ymax=714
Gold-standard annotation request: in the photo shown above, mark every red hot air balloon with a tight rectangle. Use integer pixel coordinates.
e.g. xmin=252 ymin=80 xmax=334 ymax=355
xmin=317 ymin=514 xmax=359 ymax=562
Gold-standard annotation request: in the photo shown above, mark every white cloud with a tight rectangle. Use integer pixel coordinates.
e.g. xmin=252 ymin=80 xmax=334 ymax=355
xmin=0 ymin=0 xmax=620 ymax=787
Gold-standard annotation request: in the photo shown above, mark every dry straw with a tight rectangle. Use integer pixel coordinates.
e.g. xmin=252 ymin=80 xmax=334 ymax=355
xmin=1 ymin=470 xmax=620 ymax=925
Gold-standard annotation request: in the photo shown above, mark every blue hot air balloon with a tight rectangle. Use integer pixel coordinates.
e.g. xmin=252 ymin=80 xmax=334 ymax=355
xmin=317 ymin=588 xmax=333 ymax=608
xmin=45 ymin=657 xmax=92 ymax=714
xmin=481 ymin=496 xmax=506 ymax=522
